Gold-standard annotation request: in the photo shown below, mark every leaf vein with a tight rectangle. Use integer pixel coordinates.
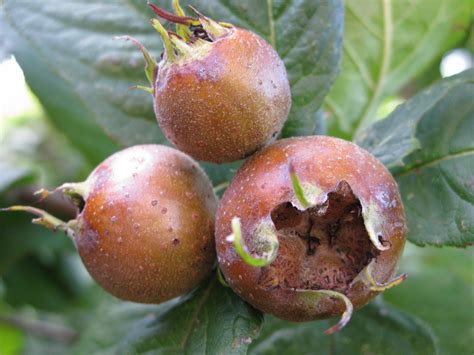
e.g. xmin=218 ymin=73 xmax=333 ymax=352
xmin=395 ymin=149 xmax=474 ymax=178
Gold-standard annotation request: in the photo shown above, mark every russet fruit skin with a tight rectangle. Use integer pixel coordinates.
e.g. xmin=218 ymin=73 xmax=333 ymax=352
xmin=216 ymin=136 xmax=407 ymax=322
xmin=75 ymin=145 xmax=217 ymax=303
xmin=153 ymin=27 xmax=291 ymax=163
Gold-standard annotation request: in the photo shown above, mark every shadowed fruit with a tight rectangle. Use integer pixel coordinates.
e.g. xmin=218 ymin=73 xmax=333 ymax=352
xmin=215 ymin=136 xmax=407 ymax=334
xmin=3 ymin=145 xmax=218 ymax=304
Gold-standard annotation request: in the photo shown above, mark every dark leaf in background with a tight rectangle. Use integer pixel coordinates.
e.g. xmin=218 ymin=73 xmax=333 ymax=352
xmin=2 ymin=257 xmax=78 ymax=311
xmin=249 ymin=300 xmax=438 ymax=354
xmin=0 ymin=213 xmax=70 ymax=276
xmin=325 ymin=0 xmax=471 ymax=139
xmin=72 ymin=277 xmax=263 ymax=354
xmin=358 ymin=69 xmax=474 ymax=246
xmin=0 ymin=162 xmax=36 ymax=194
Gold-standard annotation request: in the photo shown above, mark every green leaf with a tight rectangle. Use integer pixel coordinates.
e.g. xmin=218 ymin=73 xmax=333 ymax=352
xmin=384 ymin=244 xmax=474 ymax=355
xmin=325 ymin=0 xmax=472 ymax=139
xmin=357 ymin=69 xmax=474 ymax=246
xmin=249 ymin=300 xmax=438 ymax=354
xmin=2 ymin=256 xmax=80 ymax=311
xmin=0 ymin=212 xmax=71 ymax=276
xmin=72 ymin=277 xmax=263 ymax=354
xmin=1 ymin=0 xmax=343 ymax=164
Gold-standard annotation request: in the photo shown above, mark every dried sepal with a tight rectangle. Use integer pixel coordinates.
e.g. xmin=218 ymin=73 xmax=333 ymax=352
xmin=296 ymin=288 xmax=354 ymax=334
xmin=352 ymin=261 xmax=407 ymax=291
xmin=363 ymin=204 xmax=391 ymax=251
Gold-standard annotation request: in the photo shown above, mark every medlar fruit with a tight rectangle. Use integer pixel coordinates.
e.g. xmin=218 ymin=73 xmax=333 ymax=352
xmin=3 ymin=145 xmax=217 ymax=304
xmin=122 ymin=1 xmax=291 ymax=163
xmin=215 ymin=136 xmax=407 ymax=334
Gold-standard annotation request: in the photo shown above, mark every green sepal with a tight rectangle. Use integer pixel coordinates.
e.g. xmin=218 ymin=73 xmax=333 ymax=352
xmin=296 ymin=288 xmax=354 ymax=335
xmin=228 ymin=217 xmax=279 ymax=268
xmin=114 ymin=36 xmax=157 ymax=88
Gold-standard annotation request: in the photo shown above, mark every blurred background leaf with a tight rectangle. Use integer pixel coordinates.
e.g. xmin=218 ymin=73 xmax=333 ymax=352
xmin=325 ymin=0 xmax=472 ymax=139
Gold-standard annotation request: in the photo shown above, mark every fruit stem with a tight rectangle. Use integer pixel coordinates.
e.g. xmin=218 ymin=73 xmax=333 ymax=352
xmin=289 ymin=163 xmax=311 ymax=209
xmin=296 ymin=288 xmax=354 ymax=335
xmin=0 ymin=206 xmax=77 ymax=239
xmin=150 ymin=19 xmax=176 ymax=62
xmin=227 ymin=217 xmax=278 ymax=268
xmin=114 ymin=35 xmax=157 ymax=89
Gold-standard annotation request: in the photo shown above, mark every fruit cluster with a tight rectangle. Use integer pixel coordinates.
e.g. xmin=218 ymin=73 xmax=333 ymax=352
xmin=3 ymin=1 xmax=407 ymax=334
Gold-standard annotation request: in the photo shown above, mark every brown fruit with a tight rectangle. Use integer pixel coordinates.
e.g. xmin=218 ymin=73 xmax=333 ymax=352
xmin=4 ymin=145 xmax=218 ymax=304
xmin=215 ymin=136 xmax=407 ymax=333
xmin=124 ymin=2 xmax=291 ymax=163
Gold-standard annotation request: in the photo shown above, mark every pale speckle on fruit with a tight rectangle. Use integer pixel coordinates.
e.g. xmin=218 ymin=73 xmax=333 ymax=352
xmin=154 ymin=28 xmax=291 ymax=163
xmin=75 ymin=145 xmax=218 ymax=304
xmin=216 ymin=136 xmax=407 ymax=322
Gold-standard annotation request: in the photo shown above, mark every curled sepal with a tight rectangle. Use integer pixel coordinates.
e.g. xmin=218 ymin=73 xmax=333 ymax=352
xmin=289 ymin=163 xmax=311 ymax=209
xmin=226 ymin=217 xmax=278 ymax=268
xmin=0 ymin=206 xmax=77 ymax=239
xmin=363 ymin=205 xmax=391 ymax=251
xmin=217 ymin=267 xmax=229 ymax=288
xmin=352 ymin=261 xmax=407 ymax=292
xmin=114 ymin=35 xmax=157 ymax=89
xmin=296 ymin=288 xmax=353 ymax=335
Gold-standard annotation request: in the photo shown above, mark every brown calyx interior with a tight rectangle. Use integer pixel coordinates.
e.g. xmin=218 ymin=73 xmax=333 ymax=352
xmin=189 ymin=24 xmax=212 ymax=42
xmin=259 ymin=181 xmax=379 ymax=294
